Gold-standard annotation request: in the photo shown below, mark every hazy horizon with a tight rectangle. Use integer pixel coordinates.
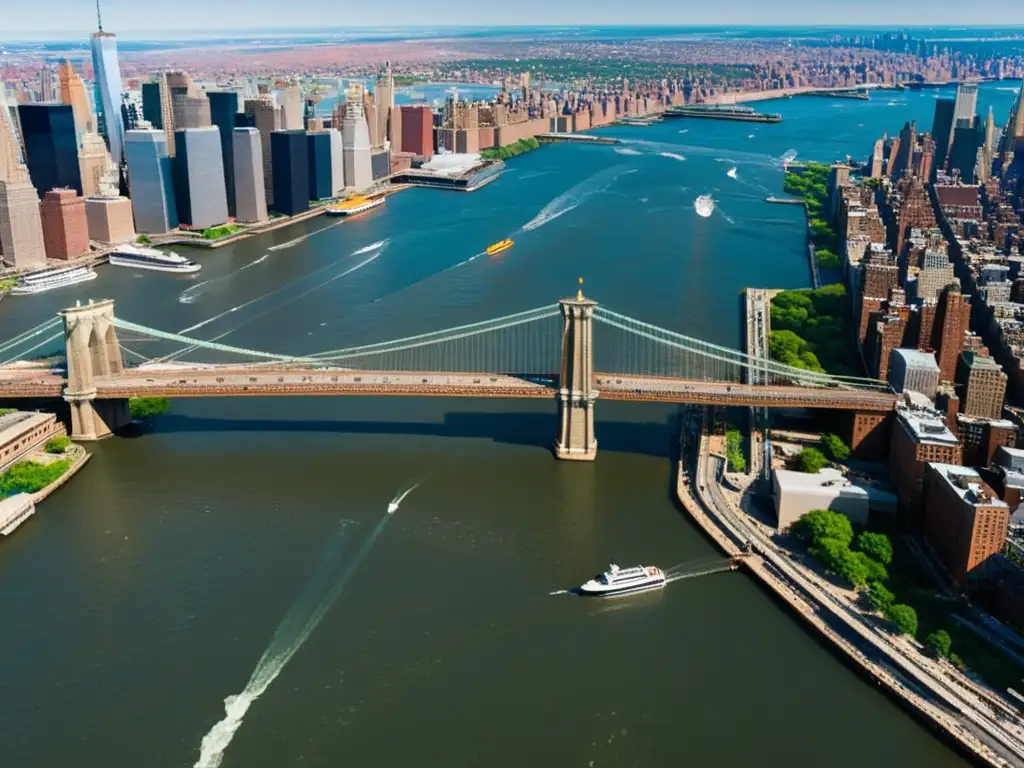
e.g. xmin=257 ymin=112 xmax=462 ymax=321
xmin=5 ymin=1 xmax=1024 ymax=39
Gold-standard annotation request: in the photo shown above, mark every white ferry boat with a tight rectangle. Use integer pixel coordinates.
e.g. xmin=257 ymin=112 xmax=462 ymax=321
xmin=109 ymin=245 xmax=201 ymax=273
xmin=579 ymin=563 xmax=666 ymax=597
xmin=10 ymin=265 xmax=98 ymax=295
xmin=0 ymin=494 xmax=35 ymax=536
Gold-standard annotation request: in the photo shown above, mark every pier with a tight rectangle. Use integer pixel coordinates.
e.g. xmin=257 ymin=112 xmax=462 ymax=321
xmin=764 ymin=196 xmax=805 ymax=205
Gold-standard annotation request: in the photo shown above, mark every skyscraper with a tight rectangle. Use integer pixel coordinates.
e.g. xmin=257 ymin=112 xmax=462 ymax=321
xmin=0 ymin=86 xmax=26 ymax=184
xmin=948 ymin=121 xmax=983 ymax=184
xmin=124 ymin=129 xmax=177 ymax=233
xmin=342 ymin=85 xmax=372 ymax=190
xmin=934 ymin=284 xmax=972 ymax=382
xmin=78 ymin=131 xmax=119 ymax=197
xmin=953 ymin=83 xmax=979 ymax=127
xmin=957 ymin=352 xmax=1007 ymax=420
xmin=58 ymin=60 xmax=94 ymax=139
xmin=280 ymin=84 xmax=303 ymax=131
xmin=399 ymin=105 xmax=433 ymax=158
xmin=141 ymin=81 xmax=164 ymax=128
xmin=306 ymin=131 xmax=332 ymax=201
xmin=39 ymin=66 xmax=58 ymax=103
xmin=270 ymin=129 xmax=308 ymax=216
xmin=244 ymin=97 xmax=280 ymax=206
xmin=208 ymin=91 xmax=238 ymax=216
xmin=172 ymin=92 xmax=211 ymax=130
xmin=89 ymin=2 xmax=126 ymax=163
xmin=17 ymin=103 xmax=83 ymax=197
xmin=173 ymin=127 xmax=228 ymax=229
xmin=40 ymin=188 xmax=89 ymax=260
xmin=0 ymin=181 xmax=47 ymax=268
xmin=232 ymin=127 xmax=268 ymax=224
xmin=328 ymin=129 xmax=344 ymax=196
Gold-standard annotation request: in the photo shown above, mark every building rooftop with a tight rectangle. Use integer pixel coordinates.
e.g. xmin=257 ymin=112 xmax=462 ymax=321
xmin=961 ymin=351 xmax=1002 ymax=371
xmin=929 ymin=463 xmax=1008 ymax=507
xmin=0 ymin=411 xmax=51 ymax=447
xmin=897 ymin=404 xmax=960 ymax=446
xmin=996 ymin=446 xmax=1024 ymax=473
xmin=891 ymin=348 xmax=939 ymax=371
xmin=773 ymin=467 xmax=897 ymax=504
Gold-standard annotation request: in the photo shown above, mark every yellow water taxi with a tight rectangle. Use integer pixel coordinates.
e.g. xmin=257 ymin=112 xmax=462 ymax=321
xmin=486 ymin=238 xmax=513 ymax=256
xmin=325 ymin=195 xmax=385 ymax=217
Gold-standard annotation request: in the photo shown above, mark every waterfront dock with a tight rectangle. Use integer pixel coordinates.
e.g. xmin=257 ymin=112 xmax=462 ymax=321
xmin=804 ymin=89 xmax=870 ymax=101
xmin=536 ymin=133 xmax=621 ymax=145
xmin=765 ymin=196 xmax=805 ymax=205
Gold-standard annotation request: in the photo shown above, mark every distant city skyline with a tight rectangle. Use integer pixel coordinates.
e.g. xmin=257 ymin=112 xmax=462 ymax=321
xmin=5 ymin=2 xmax=1024 ymax=38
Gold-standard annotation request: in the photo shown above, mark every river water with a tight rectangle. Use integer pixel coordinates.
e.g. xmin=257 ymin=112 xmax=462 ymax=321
xmin=1 ymin=83 xmax=1020 ymax=768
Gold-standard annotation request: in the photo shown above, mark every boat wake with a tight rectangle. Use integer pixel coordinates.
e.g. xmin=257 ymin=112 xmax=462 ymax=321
xmin=522 ymin=165 xmax=633 ymax=232
xmin=387 ymin=482 xmax=421 ymax=514
xmin=177 ymin=255 xmax=271 ymax=304
xmin=352 ymin=239 xmax=388 ymax=256
xmin=659 ymin=152 xmax=686 ymax=162
xmin=192 ymin=512 xmax=395 ymax=768
xmin=781 ymin=149 xmax=798 ymax=163
xmin=267 ymin=220 xmax=345 ymax=252
xmin=613 ymin=147 xmax=642 ymax=156
xmin=694 ymin=195 xmax=715 ymax=218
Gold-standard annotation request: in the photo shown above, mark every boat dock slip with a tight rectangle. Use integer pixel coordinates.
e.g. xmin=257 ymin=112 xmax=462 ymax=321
xmin=536 ymin=133 xmax=621 ymax=145
xmin=664 ymin=107 xmax=782 ymax=123
xmin=765 ymin=196 xmax=806 ymax=205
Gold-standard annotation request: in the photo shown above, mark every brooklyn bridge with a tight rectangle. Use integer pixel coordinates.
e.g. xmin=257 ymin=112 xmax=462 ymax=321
xmin=0 ymin=290 xmax=897 ymax=459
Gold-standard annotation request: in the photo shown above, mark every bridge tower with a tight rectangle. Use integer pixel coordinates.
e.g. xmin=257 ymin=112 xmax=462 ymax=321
xmin=554 ymin=282 xmax=598 ymax=461
xmin=60 ymin=299 xmax=130 ymax=440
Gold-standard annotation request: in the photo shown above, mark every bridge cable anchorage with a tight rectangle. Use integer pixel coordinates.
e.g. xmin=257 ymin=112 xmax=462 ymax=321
xmin=0 ymin=317 xmax=63 ymax=358
xmin=593 ymin=307 xmax=888 ymax=391
xmin=1 ymin=331 xmax=64 ymax=366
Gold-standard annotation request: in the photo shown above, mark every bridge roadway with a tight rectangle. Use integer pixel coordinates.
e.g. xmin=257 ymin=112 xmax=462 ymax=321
xmin=0 ymin=366 xmax=898 ymax=411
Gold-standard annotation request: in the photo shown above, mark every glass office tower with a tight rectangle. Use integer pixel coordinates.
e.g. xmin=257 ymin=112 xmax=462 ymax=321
xmin=90 ymin=30 xmax=125 ymax=163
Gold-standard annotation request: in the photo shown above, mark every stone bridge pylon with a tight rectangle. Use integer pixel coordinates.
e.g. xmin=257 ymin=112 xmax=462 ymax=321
xmin=60 ymin=299 xmax=130 ymax=440
xmin=554 ymin=285 xmax=598 ymax=461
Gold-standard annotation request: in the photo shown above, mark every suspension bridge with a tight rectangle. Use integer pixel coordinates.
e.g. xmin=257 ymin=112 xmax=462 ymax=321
xmin=0 ymin=289 xmax=897 ymax=458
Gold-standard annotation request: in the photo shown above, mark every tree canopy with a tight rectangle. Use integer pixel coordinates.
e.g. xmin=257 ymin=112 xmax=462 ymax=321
xmin=887 ymin=603 xmax=919 ymax=637
xmin=821 ymin=433 xmax=851 ymax=462
xmin=770 ymin=284 xmax=858 ymax=376
xmin=866 ymin=581 xmax=894 ymax=612
xmin=792 ymin=508 xmax=854 ymax=548
xmin=129 ymin=397 xmax=172 ymax=420
xmin=793 ymin=446 xmax=829 ymax=474
xmin=925 ymin=629 xmax=953 ymax=658
xmin=855 ymin=531 xmax=893 ymax=566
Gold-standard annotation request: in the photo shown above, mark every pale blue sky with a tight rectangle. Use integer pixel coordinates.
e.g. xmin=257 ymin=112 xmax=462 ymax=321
xmin=5 ymin=1 xmax=1024 ymax=37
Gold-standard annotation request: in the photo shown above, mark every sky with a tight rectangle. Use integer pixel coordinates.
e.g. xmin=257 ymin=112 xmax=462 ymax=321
xmin=5 ymin=1 xmax=1024 ymax=37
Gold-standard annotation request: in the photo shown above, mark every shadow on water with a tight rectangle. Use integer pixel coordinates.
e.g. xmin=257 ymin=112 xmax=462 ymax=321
xmin=138 ymin=411 xmax=675 ymax=458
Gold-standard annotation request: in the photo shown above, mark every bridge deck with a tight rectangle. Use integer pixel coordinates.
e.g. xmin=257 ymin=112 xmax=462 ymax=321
xmin=0 ymin=365 xmax=896 ymax=412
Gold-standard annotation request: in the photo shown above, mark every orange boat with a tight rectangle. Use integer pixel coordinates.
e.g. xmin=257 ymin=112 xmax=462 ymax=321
xmin=486 ymin=238 xmax=513 ymax=256
xmin=326 ymin=195 xmax=385 ymax=217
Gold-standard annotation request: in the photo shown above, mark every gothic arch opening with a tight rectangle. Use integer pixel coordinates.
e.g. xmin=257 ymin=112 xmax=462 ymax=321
xmin=88 ymin=327 xmax=109 ymax=378
xmin=104 ymin=324 xmax=123 ymax=375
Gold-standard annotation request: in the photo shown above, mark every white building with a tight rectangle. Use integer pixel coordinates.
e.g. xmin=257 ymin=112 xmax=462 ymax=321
xmin=772 ymin=467 xmax=896 ymax=530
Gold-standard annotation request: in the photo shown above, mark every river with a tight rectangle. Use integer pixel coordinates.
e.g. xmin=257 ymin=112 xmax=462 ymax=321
xmin=0 ymin=82 xmax=1019 ymax=767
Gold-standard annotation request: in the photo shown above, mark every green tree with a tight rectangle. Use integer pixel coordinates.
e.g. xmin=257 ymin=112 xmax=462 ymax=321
xmin=792 ymin=508 xmax=854 ymax=548
xmin=886 ymin=603 xmax=918 ymax=637
xmin=854 ymin=531 xmax=893 ymax=565
xmin=0 ymin=459 xmax=71 ymax=499
xmin=821 ymin=433 xmax=851 ymax=462
xmin=925 ymin=629 xmax=953 ymax=658
xmin=793 ymin=447 xmax=828 ymax=474
xmin=725 ymin=427 xmax=746 ymax=473
xmin=866 ymin=581 xmax=895 ymax=612
xmin=833 ymin=546 xmax=871 ymax=586
xmin=129 ymin=397 xmax=172 ymax=420
xmin=45 ymin=436 xmax=72 ymax=454
xmin=855 ymin=551 xmax=888 ymax=583
xmin=949 ymin=652 xmax=966 ymax=670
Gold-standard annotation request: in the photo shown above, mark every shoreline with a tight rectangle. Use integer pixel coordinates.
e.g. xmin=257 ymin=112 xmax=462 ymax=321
xmin=676 ymin=420 xmax=1022 ymax=767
